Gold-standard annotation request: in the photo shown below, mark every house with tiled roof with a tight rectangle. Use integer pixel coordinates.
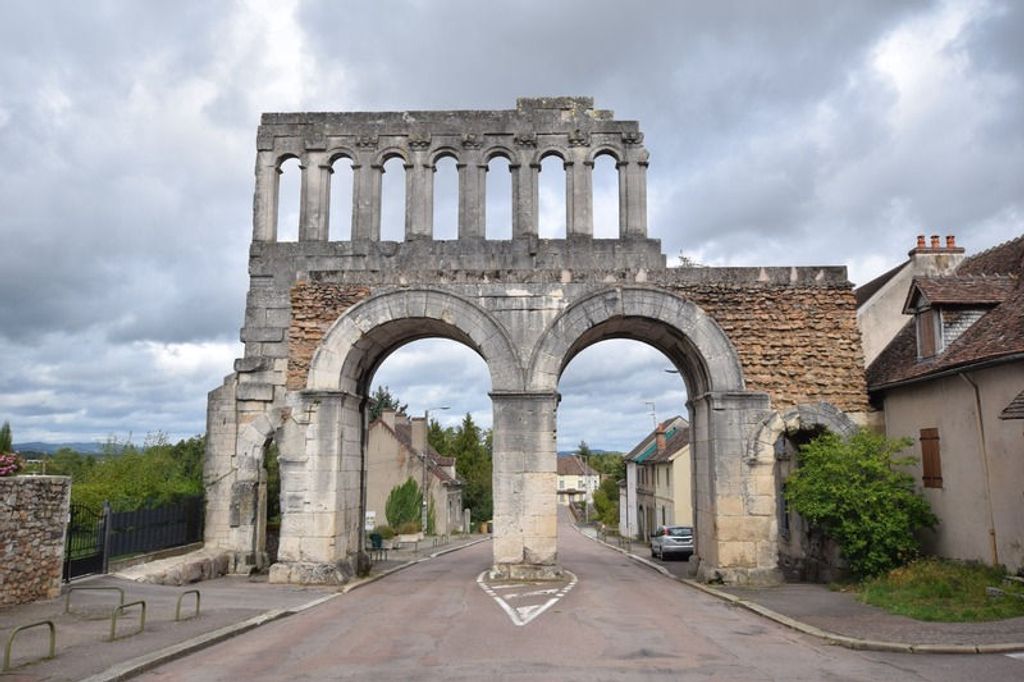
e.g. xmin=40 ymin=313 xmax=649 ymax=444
xmin=620 ymin=416 xmax=691 ymax=539
xmin=556 ymin=455 xmax=600 ymax=507
xmin=367 ymin=410 xmax=464 ymax=536
xmin=858 ymin=234 xmax=1024 ymax=572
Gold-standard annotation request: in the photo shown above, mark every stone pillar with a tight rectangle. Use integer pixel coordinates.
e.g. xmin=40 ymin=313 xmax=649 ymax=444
xmin=252 ymin=150 xmax=279 ymax=242
xmin=566 ymin=149 xmax=593 ymax=238
xmin=490 ymin=391 xmax=561 ymax=580
xmin=512 ymin=162 xmax=539 ymax=239
xmin=690 ymin=390 xmax=780 ymax=585
xmin=622 ymin=147 xmax=649 ymax=238
xmin=270 ymin=390 xmax=364 ymax=585
xmin=299 ymin=151 xmax=330 ymax=241
xmin=351 ymin=158 xmax=377 ymax=240
xmin=458 ymin=155 xmax=486 ymax=239
xmin=0 ymin=476 xmax=71 ymax=606
xmin=406 ymin=156 xmax=433 ymax=240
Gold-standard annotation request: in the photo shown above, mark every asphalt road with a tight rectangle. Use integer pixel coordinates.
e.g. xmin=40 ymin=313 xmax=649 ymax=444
xmin=139 ymin=516 xmax=1024 ymax=681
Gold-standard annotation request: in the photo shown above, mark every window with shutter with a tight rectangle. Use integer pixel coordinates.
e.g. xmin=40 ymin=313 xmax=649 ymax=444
xmin=920 ymin=428 xmax=942 ymax=488
xmin=917 ymin=309 xmax=938 ymax=358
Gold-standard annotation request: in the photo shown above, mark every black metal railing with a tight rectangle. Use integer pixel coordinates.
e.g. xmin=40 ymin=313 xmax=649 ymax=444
xmin=107 ymin=496 xmax=203 ymax=557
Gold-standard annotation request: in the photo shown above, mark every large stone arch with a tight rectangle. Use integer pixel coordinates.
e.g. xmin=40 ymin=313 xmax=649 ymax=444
xmin=308 ymin=287 xmax=523 ymax=394
xmin=528 ymin=286 xmax=781 ymax=583
xmin=527 ymin=286 xmax=744 ymax=394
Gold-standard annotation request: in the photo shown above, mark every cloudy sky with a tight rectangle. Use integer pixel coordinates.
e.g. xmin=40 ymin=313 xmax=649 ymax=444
xmin=1 ymin=1 xmax=1021 ymax=451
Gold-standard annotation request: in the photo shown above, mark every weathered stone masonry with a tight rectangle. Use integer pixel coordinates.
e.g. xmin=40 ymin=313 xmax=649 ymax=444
xmin=204 ymin=97 xmax=870 ymax=586
xmin=1 ymin=476 xmax=70 ymax=607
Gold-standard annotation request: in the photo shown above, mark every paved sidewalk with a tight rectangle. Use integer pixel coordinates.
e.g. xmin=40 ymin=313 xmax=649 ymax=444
xmin=589 ymin=530 xmax=1024 ymax=654
xmin=0 ymin=534 xmax=487 ymax=681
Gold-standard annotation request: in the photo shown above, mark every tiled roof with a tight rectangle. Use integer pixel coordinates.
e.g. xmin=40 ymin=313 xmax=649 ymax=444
xmin=868 ymin=235 xmax=1024 ymax=391
xmin=905 ymin=275 xmax=1016 ymax=310
xmin=624 ymin=416 xmax=688 ymax=463
xmin=557 ymin=455 xmax=598 ymax=476
xmin=646 ymin=427 xmax=690 ymax=463
xmin=1001 ymin=390 xmax=1024 ymax=420
xmin=855 ymin=259 xmax=907 ymax=307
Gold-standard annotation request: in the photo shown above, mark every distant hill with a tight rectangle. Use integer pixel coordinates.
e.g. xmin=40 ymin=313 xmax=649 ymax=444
xmin=14 ymin=442 xmax=108 ymax=455
xmin=557 ymin=449 xmax=621 ymax=457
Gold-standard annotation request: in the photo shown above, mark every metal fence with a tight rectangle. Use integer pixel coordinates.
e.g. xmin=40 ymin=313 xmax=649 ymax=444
xmin=107 ymin=496 xmax=203 ymax=557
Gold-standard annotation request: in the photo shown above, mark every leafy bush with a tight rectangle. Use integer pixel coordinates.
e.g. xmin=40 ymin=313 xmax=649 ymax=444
xmin=592 ymin=478 xmax=619 ymax=526
xmin=373 ymin=525 xmax=396 ymax=540
xmin=0 ymin=452 xmax=22 ymax=477
xmin=396 ymin=520 xmax=422 ymax=535
xmin=784 ymin=429 xmax=937 ymax=578
xmin=385 ymin=478 xmax=422 ymax=529
xmin=0 ymin=421 xmax=12 ymax=453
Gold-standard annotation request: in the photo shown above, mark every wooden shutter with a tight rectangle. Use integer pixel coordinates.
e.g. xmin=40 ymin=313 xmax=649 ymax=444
xmin=920 ymin=428 xmax=942 ymax=488
xmin=917 ymin=309 xmax=937 ymax=358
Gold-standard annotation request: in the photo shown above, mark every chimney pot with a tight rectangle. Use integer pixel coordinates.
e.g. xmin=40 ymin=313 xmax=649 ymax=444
xmin=930 ymin=235 xmax=940 ymax=249
xmin=916 ymin=235 xmax=926 ymax=249
xmin=946 ymin=235 xmax=956 ymax=249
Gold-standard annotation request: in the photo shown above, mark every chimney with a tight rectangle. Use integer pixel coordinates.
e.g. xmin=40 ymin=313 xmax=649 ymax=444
xmin=411 ymin=417 xmax=427 ymax=453
xmin=930 ymin=234 xmax=940 ymax=249
xmin=655 ymin=423 xmax=666 ymax=453
xmin=916 ymin=234 xmax=926 ymax=249
xmin=946 ymin=235 xmax=956 ymax=249
xmin=381 ymin=409 xmax=396 ymax=429
xmin=908 ymin=233 xmax=965 ymax=260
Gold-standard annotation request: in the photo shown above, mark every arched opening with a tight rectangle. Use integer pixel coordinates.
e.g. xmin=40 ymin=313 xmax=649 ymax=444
xmin=485 ymin=155 xmax=513 ymax=240
xmin=558 ymin=339 xmax=689 ymax=564
xmin=380 ymin=156 xmax=407 ymax=242
xmin=367 ymin=338 xmax=492 ymax=541
xmin=432 ymin=155 xmax=459 ymax=240
xmin=592 ymin=152 xmax=619 ymax=239
xmin=538 ymin=153 xmax=567 ymax=239
xmin=329 ymin=155 xmax=354 ymax=240
xmin=276 ymin=156 xmax=301 ymax=242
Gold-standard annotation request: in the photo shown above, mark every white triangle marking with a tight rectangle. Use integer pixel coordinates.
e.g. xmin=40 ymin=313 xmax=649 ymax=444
xmin=477 ymin=571 xmax=578 ymax=627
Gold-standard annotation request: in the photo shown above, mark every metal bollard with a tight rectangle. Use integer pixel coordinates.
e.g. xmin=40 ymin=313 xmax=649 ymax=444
xmin=3 ymin=620 xmax=56 ymax=672
xmin=65 ymin=585 xmax=125 ymax=614
xmin=175 ymin=590 xmax=201 ymax=622
xmin=110 ymin=600 xmax=147 ymax=641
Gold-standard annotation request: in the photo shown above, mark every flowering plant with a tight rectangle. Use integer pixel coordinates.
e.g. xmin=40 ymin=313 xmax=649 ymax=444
xmin=0 ymin=452 xmax=22 ymax=477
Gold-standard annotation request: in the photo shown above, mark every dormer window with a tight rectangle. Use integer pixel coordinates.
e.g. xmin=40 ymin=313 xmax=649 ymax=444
xmin=903 ymin=275 xmax=1014 ymax=362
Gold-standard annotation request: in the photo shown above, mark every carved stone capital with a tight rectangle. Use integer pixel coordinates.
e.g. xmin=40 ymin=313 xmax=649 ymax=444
xmin=514 ymin=132 xmax=537 ymax=148
xmin=354 ymin=135 xmax=378 ymax=150
xmin=461 ymin=133 xmax=484 ymax=149
xmin=568 ymin=129 xmax=591 ymax=147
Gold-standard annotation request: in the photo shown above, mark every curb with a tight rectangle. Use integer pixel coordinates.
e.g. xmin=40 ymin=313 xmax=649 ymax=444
xmin=84 ymin=536 xmax=491 ymax=681
xmin=583 ymin=529 xmax=1024 ymax=655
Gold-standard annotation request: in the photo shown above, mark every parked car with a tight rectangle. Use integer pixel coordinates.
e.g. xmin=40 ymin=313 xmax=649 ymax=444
xmin=650 ymin=525 xmax=694 ymax=560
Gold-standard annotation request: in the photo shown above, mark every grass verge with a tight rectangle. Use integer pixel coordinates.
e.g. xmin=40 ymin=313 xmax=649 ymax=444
xmin=859 ymin=558 xmax=1024 ymax=622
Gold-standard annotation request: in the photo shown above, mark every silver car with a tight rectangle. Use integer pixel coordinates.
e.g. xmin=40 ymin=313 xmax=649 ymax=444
xmin=650 ymin=525 xmax=694 ymax=560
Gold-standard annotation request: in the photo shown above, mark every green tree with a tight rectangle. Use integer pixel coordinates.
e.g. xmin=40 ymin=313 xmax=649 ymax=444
xmin=592 ymin=477 xmax=620 ymax=526
xmin=0 ymin=421 xmax=11 ymax=452
xmin=447 ymin=414 xmax=492 ymax=523
xmin=368 ymin=385 xmax=407 ymax=421
xmin=784 ymin=429 xmax=938 ymax=578
xmin=427 ymin=418 xmax=453 ymax=455
xmin=385 ymin=477 xmax=423 ymax=530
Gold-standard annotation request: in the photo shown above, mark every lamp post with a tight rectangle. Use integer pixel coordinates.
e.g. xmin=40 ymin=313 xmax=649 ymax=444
xmin=422 ymin=405 xmax=449 ymax=533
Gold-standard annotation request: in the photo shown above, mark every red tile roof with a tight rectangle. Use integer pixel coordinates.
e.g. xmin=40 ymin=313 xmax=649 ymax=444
xmin=557 ymin=455 xmax=599 ymax=477
xmin=867 ymin=235 xmax=1024 ymax=391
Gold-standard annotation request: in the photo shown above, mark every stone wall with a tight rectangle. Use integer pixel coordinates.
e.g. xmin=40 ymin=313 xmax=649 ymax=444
xmin=288 ymin=282 xmax=371 ymax=389
xmin=0 ymin=476 xmax=70 ymax=606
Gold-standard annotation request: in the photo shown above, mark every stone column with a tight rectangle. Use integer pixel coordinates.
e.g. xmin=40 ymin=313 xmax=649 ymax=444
xmin=490 ymin=391 xmax=561 ymax=580
xmin=512 ymin=161 xmax=539 ymax=239
xmin=299 ymin=151 xmax=330 ymax=241
xmin=252 ymin=150 xmax=279 ymax=242
xmin=351 ymin=158 xmax=377 ymax=240
xmin=566 ymin=148 xmax=593 ymax=238
xmin=690 ymin=390 xmax=779 ymax=585
xmin=458 ymin=154 xmax=486 ymax=239
xmin=270 ymin=390 xmax=364 ymax=585
xmin=622 ymin=147 xmax=649 ymax=238
xmin=406 ymin=155 xmax=433 ymax=240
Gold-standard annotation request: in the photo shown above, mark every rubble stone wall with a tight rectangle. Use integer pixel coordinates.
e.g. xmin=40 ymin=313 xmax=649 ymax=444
xmin=0 ymin=476 xmax=70 ymax=606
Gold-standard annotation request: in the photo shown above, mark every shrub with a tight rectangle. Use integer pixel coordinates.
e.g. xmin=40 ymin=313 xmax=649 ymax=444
xmin=784 ymin=429 xmax=937 ymax=578
xmin=396 ymin=520 xmax=422 ymax=535
xmin=0 ymin=452 xmax=22 ymax=477
xmin=385 ymin=478 xmax=422 ymax=529
xmin=373 ymin=525 xmax=396 ymax=540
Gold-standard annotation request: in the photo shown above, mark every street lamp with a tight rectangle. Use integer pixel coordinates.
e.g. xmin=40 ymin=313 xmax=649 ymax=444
xmin=422 ymin=405 xmax=449 ymax=533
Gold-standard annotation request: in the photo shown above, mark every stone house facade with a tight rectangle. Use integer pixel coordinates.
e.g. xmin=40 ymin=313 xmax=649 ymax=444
xmin=860 ymin=234 xmax=1024 ymax=572
xmin=366 ymin=410 xmax=463 ymax=536
xmin=623 ymin=416 xmax=690 ymax=538
xmin=555 ymin=455 xmax=599 ymax=507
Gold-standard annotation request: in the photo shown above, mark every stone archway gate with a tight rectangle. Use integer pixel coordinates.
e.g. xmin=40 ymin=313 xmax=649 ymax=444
xmin=204 ymin=97 xmax=869 ymax=585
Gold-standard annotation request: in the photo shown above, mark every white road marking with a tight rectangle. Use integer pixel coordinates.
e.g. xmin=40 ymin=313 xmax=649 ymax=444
xmin=504 ymin=588 xmax=561 ymax=599
xmin=489 ymin=583 xmax=528 ymax=590
xmin=477 ymin=570 xmax=578 ymax=627
xmin=1007 ymin=652 xmax=1024 ymax=661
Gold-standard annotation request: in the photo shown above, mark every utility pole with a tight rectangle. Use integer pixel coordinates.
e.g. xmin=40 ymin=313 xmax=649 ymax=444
xmin=422 ymin=405 xmax=449 ymax=533
xmin=644 ymin=401 xmax=657 ymax=430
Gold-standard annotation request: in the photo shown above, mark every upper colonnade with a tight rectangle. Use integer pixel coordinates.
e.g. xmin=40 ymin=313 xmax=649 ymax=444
xmin=252 ymin=97 xmax=649 ymax=243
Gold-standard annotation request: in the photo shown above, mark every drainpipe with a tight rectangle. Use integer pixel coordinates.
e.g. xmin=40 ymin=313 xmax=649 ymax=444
xmin=959 ymin=372 xmax=999 ymax=565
